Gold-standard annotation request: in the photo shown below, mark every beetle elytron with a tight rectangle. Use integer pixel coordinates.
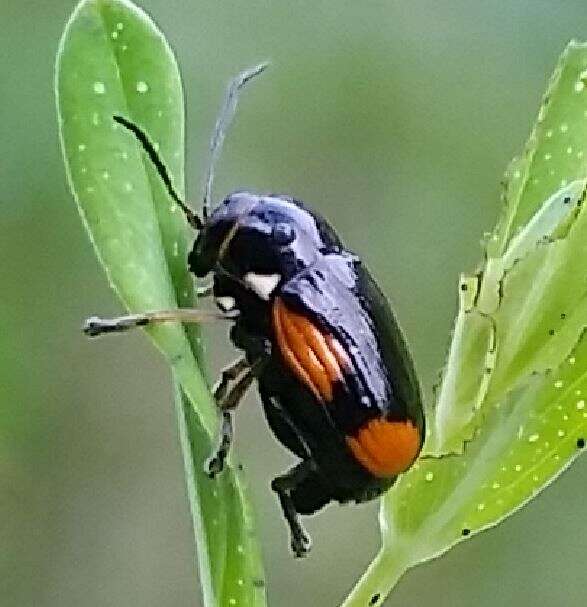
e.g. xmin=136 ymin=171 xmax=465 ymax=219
xmin=85 ymin=64 xmax=425 ymax=556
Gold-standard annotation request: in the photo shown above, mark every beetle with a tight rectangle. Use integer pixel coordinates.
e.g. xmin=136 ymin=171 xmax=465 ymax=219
xmin=85 ymin=64 xmax=425 ymax=557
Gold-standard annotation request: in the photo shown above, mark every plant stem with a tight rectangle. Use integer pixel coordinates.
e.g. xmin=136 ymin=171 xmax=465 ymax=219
xmin=341 ymin=546 xmax=409 ymax=607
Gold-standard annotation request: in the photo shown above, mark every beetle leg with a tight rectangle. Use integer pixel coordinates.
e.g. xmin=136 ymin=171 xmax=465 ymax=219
xmin=196 ymin=282 xmax=214 ymax=297
xmin=207 ymin=359 xmax=265 ymax=477
xmin=271 ymin=461 xmax=314 ymax=557
xmin=83 ymin=308 xmax=234 ymax=337
xmin=206 ymin=410 xmax=233 ymax=478
xmin=212 ymin=357 xmax=250 ymax=404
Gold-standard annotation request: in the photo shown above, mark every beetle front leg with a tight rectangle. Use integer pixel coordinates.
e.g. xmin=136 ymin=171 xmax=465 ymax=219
xmin=83 ymin=308 xmax=232 ymax=336
xmin=271 ymin=461 xmax=314 ymax=558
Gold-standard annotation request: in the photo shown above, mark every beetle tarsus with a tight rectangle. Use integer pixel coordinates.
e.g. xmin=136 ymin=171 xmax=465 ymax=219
xmin=83 ymin=314 xmax=147 ymax=337
xmin=271 ymin=461 xmax=314 ymax=557
xmin=206 ymin=411 xmax=233 ymax=478
xmin=291 ymin=528 xmax=312 ymax=558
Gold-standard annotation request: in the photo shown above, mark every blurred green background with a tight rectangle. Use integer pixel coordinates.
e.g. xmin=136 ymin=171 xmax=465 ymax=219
xmin=2 ymin=1 xmax=587 ymax=605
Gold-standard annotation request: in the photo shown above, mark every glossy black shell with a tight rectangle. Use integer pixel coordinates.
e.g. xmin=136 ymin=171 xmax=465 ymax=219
xmin=190 ymin=192 xmax=424 ymax=511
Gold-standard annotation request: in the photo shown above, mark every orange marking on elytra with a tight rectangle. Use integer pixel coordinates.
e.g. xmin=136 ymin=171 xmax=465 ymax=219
xmin=290 ymin=313 xmax=341 ymax=383
xmin=272 ymin=298 xmax=347 ymax=403
xmin=273 ymin=298 xmax=323 ymax=402
xmin=346 ymin=418 xmax=421 ymax=478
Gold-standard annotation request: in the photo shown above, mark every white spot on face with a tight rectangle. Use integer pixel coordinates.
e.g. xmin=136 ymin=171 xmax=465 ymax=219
xmin=560 ymin=123 xmax=569 ymax=133
xmin=111 ymin=30 xmax=118 ymax=39
xmin=136 ymin=80 xmax=149 ymax=93
xmin=244 ymin=272 xmax=281 ymax=300
xmin=577 ymin=400 xmax=585 ymax=410
xmin=93 ymin=81 xmax=105 ymax=94
xmin=425 ymin=471 xmax=434 ymax=482
xmin=215 ymin=296 xmax=236 ymax=312
xmin=554 ymin=379 xmax=564 ymax=388
xmin=528 ymin=433 xmax=539 ymax=443
xmin=575 ymin=80 xmax=585 ymax=93
xmin=116 ymin=22 xmax=124 ymax=31
xmin=78 ymin=143 xmax=86 ymax=152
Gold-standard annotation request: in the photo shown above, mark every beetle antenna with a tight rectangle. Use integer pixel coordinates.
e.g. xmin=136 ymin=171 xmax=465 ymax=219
xmin=202 ymin=62 xmax=269 ymax=220
xmin=113 ymin=115 xmax=203 ymax=230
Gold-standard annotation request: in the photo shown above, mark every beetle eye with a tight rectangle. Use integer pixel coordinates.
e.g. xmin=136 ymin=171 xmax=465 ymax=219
xmin=272 ymin=223 xmax=295 ymax=246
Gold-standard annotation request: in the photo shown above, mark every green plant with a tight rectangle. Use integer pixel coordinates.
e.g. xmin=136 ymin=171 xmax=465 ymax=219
xmin=56 ymin=1 xmax=264 ymax=605
xmin=56 ymin=1 xmax=586 ymax=605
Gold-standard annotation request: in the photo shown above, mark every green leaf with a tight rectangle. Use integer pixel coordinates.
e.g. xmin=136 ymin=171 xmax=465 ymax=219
xmin=489 ymin=40 xmax=587 ymax=257
xmin=343 ymin=40 xmax=587 ymax=607
xmin=56 ymin=1 xmax=266 ymax=605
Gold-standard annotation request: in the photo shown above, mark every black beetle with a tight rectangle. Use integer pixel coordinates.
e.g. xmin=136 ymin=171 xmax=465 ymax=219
xmin=85 ymin=64 xmax=425 ymax=556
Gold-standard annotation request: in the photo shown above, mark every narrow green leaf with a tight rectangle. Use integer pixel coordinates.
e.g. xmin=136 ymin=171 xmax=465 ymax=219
xmin=489 ymin=40 xmax=587 ymax=257
xmin=343 ymin=40 xmax=587 ymax=607
xmin=56 ymin=1 xmax=266 ymax=605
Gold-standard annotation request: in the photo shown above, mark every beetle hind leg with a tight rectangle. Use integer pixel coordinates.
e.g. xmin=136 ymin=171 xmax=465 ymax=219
xmin=271 ymin=461 xmax=332 ymax=557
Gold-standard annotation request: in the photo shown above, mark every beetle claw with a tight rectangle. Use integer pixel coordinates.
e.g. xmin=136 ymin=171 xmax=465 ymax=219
xmin=205 ymin=453 xmax=225 ymax=478
xmin=291 ymin=527 xmax=312 ymax=558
